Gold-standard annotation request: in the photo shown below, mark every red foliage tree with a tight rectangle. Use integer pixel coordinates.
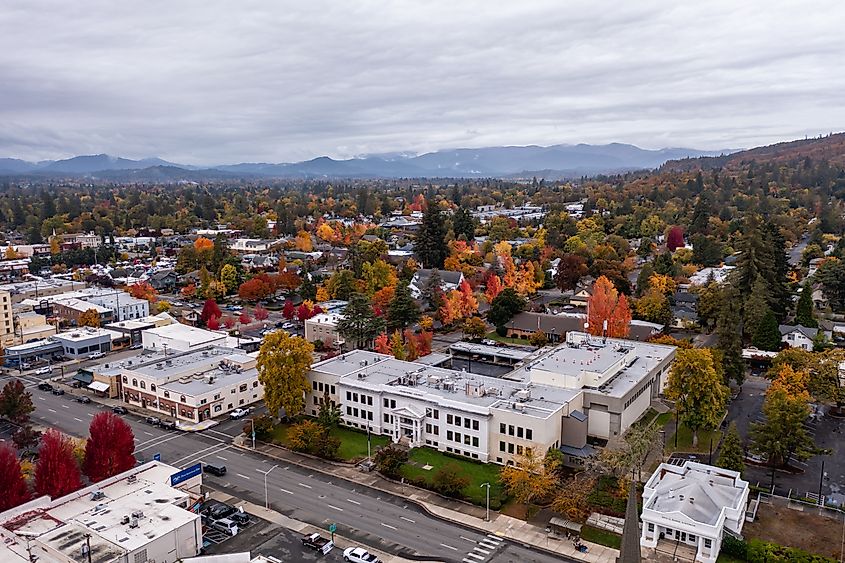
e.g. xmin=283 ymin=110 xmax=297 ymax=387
xmin=416 ymin=331 xmax=432 ymax=357
xmin=254 ymin=305 xmax=269 ymax=321
xmin=128 ymin=281 xmax=158 ymax=303
xmin=206 ymin=315 xmax=221 ymax=330
xmin=374 ymin=332 xmax=391 ymax=354
xmin=282 ymin=300 xmax=295 ymax=320
xmin=222 ymin=316 xmax=237 ymax=329
xmin=587 ymin=276 xmax=631 ymax=338
xmin=555 ymin=253 xmax=588 ymax=291
xmin=181 ymin=283 xmax=197 ymax=298
xmin=239 ymin=311 xmax=252 ymax=325
xmin=485 ymin=274 xmax=503 ymax=302
xmin=83 ymin=412 xmax=136 ymax=482
xmin=296 ymin=303 xmax=314 ymax=321
xmin=35 ymin=429 xmax=82 ymax=498
xmin=200 ymin=299 xmax=221 ymax=325
xmin=277 ymin=271 xmax=302 ymax=292
xmin=667 ymin=226 xmax=685 ymax=251
xmin=239 ymin=277 xmax=271 ymax=302
xmin=0 ymin=443 xmax=31 ymax=511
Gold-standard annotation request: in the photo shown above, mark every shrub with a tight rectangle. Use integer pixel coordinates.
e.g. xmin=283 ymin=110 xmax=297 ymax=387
xmin=745 ymin=539 xmax=836 ymax=563
xmin=244 ymin=415 xmax=273 ymax=439
xmin=286 ymin=420 xmax=339 ymax=459
xmin=431 ymin=463 xmax=470 ymax=498
xmin=721 ymin=535 xmax=747 ymax=559
xmin=373 ymin=445 xmax=408 ymax=479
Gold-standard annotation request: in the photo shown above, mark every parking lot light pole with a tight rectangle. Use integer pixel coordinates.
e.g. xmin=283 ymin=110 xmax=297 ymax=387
xmin=250 ymin=418 xmax=256 ymax=449
xmin=259 ymin=464 xmax=278 ymax=509
xmin=480 ymin=482 xmax=491 ymax=522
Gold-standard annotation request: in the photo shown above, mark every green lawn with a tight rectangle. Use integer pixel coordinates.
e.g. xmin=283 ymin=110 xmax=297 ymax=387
xmin=266 ymin=421 xmax=389 ymax=462
xmin=400 ymin=447 xmax=507 ymax=508
xmin=716 ymin=554 xmax=746 ymax=563
xmin=580 ymin=526 xmax=621 ymax=549
xmin=666 ymin=424 xmax=722 ymax=454
xmin=655 ymin=412 xmax=673 ymax=427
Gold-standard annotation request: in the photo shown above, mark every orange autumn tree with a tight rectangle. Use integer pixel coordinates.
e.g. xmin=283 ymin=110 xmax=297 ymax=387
xmin=485 ymin=274 xmax=503 ymax=302
xmin=587 ymin=276 xmax=631 ymax=338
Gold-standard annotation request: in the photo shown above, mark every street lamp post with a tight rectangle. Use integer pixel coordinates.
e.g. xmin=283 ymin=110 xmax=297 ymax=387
xmin=250 ymin=418 xmax=256 ymax=449
xmin=259 ymin=464 xmax=278 ymax=509
xmin=480 ymin=482 xmax=491 ymax=522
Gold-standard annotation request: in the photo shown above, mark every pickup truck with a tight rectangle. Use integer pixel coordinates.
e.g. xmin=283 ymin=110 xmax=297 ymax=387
xmin=301 ymin=533 xmax=334 ymax=554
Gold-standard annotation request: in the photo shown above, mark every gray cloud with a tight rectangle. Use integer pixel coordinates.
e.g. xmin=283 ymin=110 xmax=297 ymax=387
xmin=2 ymin=0 xmax=844 ymax=164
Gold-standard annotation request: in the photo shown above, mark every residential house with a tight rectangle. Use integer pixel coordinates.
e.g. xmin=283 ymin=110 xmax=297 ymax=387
xmin=505 ymin=312 xmax=661 ymax=343
xmin=408 ymin=269 xmax=464 ymax=299
xmin=779 ymin=324 xmax=831 ymax=351
xmin=148 ymin=269 xmax=180 ymax=292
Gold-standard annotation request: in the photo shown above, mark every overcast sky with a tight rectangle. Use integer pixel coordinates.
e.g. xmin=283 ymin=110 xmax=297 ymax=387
xmin=2 ymin=0 xmax=844 ymax=164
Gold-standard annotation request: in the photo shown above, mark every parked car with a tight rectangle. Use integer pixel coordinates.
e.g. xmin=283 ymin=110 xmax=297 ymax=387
xmin=159 ymin=420 xmax=177 ymax=430
xmin=343 ymin=547 xmax=380 ymax=563
xmin=37 ymin=382 xmax=54 ymax=392
xmin=112 ymin=406 xmax=128 ymax=415
xmin=230 ymin=510 xmax=249 ymax=526
xmin=302 ymin=533 xmax=334 ymax=554
xmin=481 ymin=339 xmax=498 ymax=346
xmin=145 ymin=416 xmax=161 ymax=425
xmin=34 ymin=366 xmax=52 ymax=375
xmin=88 ymin=351 xmax=105 ymax=360
xmin=229 ymin=408 xmax=250 ymax=420
xmin=204 ymin=463 xmax=227 ymax=476
xmin=51 ymin=388 xmax=65 ymax=396
xmin=129 ymin=343 xmax=143 ymax=350
xmin=76 ymin=396 xmax=91 ymax=404
xmin=20 ymin=362 xmax=32 ymax=370
xmin=202 ymin=501 xmax=235 ymax=521
xmin=210 ymin=517 xmax=239 ymax=536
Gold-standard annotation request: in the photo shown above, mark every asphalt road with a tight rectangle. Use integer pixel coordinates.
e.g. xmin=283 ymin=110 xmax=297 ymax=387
xmin=11 ymin=379 xmax=571 ymax=563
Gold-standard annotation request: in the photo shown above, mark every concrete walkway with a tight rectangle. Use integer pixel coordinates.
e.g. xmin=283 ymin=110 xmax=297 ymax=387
xmin=234 ymin=436 xmax=620 ymax=563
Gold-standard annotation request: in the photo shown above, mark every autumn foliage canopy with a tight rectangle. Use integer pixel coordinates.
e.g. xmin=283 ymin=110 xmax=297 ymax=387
xmin=35 ymin=429 xmax=83 ymax=498
xmin=587 ymin=275 xmax=631 ymax=338
xmin=83 ymin=412 xmax=137 ymax=482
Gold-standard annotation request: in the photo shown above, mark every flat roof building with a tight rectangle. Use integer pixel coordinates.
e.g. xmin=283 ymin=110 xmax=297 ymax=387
xmin=0 ymin=460 xmax=202 ymax=563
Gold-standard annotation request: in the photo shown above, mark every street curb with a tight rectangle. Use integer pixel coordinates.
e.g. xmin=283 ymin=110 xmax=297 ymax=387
xmin=230 ymin=438 xmax=586 ymax=563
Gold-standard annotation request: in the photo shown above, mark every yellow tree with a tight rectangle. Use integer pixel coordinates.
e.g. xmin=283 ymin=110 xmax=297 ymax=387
xmin=4 ymin=247 xmax=18 ymax=260
xmin=257 ymin=331 xmax=314 ymax=419
xmin=294 ymin=230 xmax=313 ymax=252
xmin=390 ymin=330 xmax=406 ymax=360
xmin=648 ymin=273 xmax=677 ymax=295
xmin=361 ymin=259 xmax=398 ymax=296
xmin=665 ymin=349 xmax=728 ymax=448
xmin=587 ymin=276 xmax=631 ymax=338
xmin=500 ymin=449 xmax=558 ymax=506
xmin=78 ymin=308 xmax=101 ymax=328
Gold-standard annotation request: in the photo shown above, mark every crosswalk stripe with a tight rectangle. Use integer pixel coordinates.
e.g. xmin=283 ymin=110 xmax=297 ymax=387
xmin=466 ymin=554 xmax=485 ymax=561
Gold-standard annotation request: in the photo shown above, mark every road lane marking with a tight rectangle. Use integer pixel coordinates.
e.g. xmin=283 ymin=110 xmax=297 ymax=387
xmin=143 ymin=431 xmax=154 ymax=436
xmin=381 ymin=522 xmax=397 ymax=530
xmin=73 ymin=417 xmax=83 ymax=422
xmin=86 ymin=413 xmax=94 ymax=416
xmin=61 ymin=405 xmax=69 ymax=409
xmin=279 ymin=488 xmax=294 ymax=495
xmin=460 ymin=536 xmax=477 ymax=542
xmin=346 ymin=499 xmax=361 ymax=505
xmin=440 ymin=543 xmax=458 ymax=551
xmin=215 ymin=455 xmax=228 ymax=461
xmin=48 ymin=408 xmax=56 ymax=413
xmin=400 ymin=516 xmax=415 ymax=523
xmin=236 ymin=473 xmax=251 ymax=480
xmin=479 ymin=541 xmax=498 ymax=549
xmin=38 ymin=397 xmax=46 ymax=401
xmin=466 ymin=554 xmax=485 ymax=561
xmin=328 ymin=504 xmax=343 ymax=511
xmin=473 ymin=547 xmax=491 ymax=555
xmin=298 ymin=483 xmax=312 ymax=489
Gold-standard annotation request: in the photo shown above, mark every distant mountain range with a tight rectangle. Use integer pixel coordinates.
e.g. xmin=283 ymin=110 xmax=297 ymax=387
xmin=0 ymin=143 xmax=734 ymax=180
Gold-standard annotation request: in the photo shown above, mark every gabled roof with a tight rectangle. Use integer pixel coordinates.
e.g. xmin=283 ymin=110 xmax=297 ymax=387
xmin=779 ymin=324 xmax=818 ymax=339
xmin=413 ymin=268 xmax=464 ymax=286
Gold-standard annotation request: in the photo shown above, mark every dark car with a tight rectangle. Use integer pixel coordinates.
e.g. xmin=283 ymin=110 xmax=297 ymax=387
xmin=201 ymin=501 xmax=235 ymax=521
xmin=230 ymin=511 xmax=249 ymax=525
xmin=204 ymin=463 xmax=227 ymax=477
xmin=159 ymin=420 xmax=177 ymax=430
xmin=112 ymin=406 xmax=128 ymax=415
xmin=51 ymin=388 xmax=65 ymax=396
xmin=145 ymin=416 xmax=161 ymax=425
xmin=76 ymin=396 xmax=91 ymax=404
xmin=37 ymin=383 xmax=54 ymax=392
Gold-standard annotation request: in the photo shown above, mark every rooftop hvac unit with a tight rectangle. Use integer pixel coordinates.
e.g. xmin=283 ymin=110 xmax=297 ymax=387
xmin=129 ymin=517 xmax=139 ymax=528
xmin=90 ymin=490 xmax=104 ymax=501
xmin=165 ymin=359 xmax=172 ymax=366
xmin=120 ymin=515 xmax=130 ymax=525
xmin=131 ymin=510 xmax=144 ymax=518
xmin=156 ymin=363 xmax=163 ymax=370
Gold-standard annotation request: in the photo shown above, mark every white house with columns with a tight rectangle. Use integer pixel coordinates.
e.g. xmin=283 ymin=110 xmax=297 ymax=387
xmin=640 ymin=461 xmax=749 ymax=563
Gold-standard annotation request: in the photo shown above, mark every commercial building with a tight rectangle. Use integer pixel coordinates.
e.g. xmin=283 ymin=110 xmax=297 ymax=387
xmin=0 ymin=460 xmax=203 ymax=563
xmin=108 ymin=346 xmax=263 ymax=422
xmin=52 ymin=327 xmax=125 ymax=359
xmin=142 ymin=323 xmax=227 ymax=352
xmin=640 ymin=461 xmax=749 ymax=563
xmin=0 ymin=278 xmax=84 ymax=304
xmin=306 ymin=332 xmax=675 ymax=466
xmin=14 ymin=311 xmax=56 ymax=343
xmin=0 ymin=289 xmax=13 ymax=346
xmin=304 ymin=312 xmax=344 ymax=347
xmin=504 ymin=312 xmax=661 ymax=343
xmin=52 ymin=298 xmax=114 ymax=326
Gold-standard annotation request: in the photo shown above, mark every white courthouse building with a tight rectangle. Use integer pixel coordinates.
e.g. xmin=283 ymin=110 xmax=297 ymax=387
xmin=306 ymin=332 xmax=675 ymax=466
xmin=640 ymin=461 xmax=750 ymax=563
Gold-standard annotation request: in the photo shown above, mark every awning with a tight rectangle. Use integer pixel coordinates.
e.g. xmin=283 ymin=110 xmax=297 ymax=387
xmin=549 ymin=517 xmax=582 ymax=533
xmin=73 ymin=371 xmax=93 ymax=384
xmin=88 ymin=381 xmax=110 ymax=392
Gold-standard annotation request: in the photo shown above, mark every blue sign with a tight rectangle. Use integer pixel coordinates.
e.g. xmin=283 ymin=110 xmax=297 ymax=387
xmin=153 ymin=453 xmax=161 ymax=462
xmin=170 ymin=462 xmax=202 ymax=486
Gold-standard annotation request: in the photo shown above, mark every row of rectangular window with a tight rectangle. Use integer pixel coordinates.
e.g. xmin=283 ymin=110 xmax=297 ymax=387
xmin=312 ymin=381 xmax=337 ymax=395
xmin=346 ymin=406 xmax=373 ymax=421
xmin=446 ymin=414 xmax=479 ymax=430
xmin=447 ymin=431 xmax=480 ymax=447
xmin=347 ymin=391 xmax=373 ymax=406
xmin=499 ymin=441 xmax=533 ymax=456
xmin=499 ymin=423 xmax=533 ymax=440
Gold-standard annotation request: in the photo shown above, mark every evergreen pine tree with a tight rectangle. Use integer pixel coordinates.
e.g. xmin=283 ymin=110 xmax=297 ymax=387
xmin=336 ymin=293 xmax=385 ymax=350
xmin=452 ymin=207 xmax=476 ymax=242
xmin=716 ymin=285 xmax=745 ymax=386
xmin=795 ymin=281 xmax=817 ymax=328
xmin=743 ymin=276 xmax=770 ymax=339
xmin=422 ymin=269 xmax=445 ymax=312
xmin=386 ymin=282 xmax=421 ymax=333
xmin=716 ymin=422 xmax=745 ymax=474
xmin=415 ymin=204 xmax=447 ymax=268
xmin=689 ymin=190 xmax=711 ymax=235
xmin=752 ymin=309 xmax=781 ymax=352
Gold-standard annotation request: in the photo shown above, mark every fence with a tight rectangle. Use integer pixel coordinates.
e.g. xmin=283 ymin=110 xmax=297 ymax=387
xmin=754 ymin=491 xmax=845 ymax=523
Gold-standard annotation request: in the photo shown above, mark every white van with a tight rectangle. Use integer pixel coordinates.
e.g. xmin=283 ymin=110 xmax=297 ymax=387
xmin=211 ymin=518 xmax=239 ymax=536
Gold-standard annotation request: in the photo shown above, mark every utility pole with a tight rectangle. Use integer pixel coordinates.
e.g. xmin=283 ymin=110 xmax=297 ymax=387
xmin=480 ymin=482 xmax=491 ymax=522
xmin=818 ymin=459 xmax=826 ymax=506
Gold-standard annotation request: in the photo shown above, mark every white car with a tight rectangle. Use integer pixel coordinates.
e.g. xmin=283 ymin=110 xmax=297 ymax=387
xmin=88 ymin=351 xmax=105 ymax=360
xmin=229 ymin=408 xmax=250 ymax=419
xmin=343 ymin=547 xmax=381 ymax=563
xmin=34 ymin=366 xmax=52 ymax=375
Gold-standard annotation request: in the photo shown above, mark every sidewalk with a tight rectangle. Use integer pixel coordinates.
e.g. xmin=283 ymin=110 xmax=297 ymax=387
xmin=209 ymin=489 xmax=416 ymax=563
xmin=233 ymin=436 xmax=619 ymax=563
